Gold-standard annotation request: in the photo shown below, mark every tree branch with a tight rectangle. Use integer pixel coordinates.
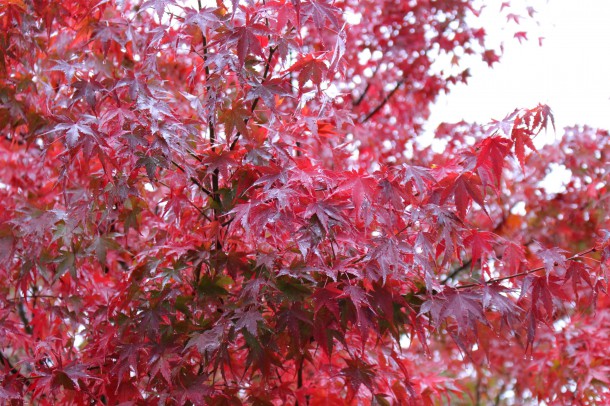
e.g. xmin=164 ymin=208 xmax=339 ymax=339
xmin=229 ymin=45 xmax=277 ymax=151
xmin=353 ymin=82 xmax=372 ymax=108
xmin=441 ymin=214 xmax=514 ymax=285
xmin=201 ymin=34 xmax=222 ymax=228
xmin=440 ymin=259 xmax=472 ymax=285
xmin=352 ymin=62 xmax=381 ymax=107
xmin=295 ymin=356 xmax=305 ymax=406
xmin=17 ymin=301 xmax=32 ymax=335
xmin=0 ymin=350 xmax=29 ymax=386
xmin=171 ymin=160 xmax=212 ymax=196
xmin=457 ymin=247 xmax=596 ymax=289
xmin=359 ymin=78 xmax=404 ymax=123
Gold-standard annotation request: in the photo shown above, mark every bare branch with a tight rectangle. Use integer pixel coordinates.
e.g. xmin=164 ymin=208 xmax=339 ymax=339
xmin=360 ymin=79 xmax=404 ymax=123
xmin=457 ymin=247 xmax=596 ymax=289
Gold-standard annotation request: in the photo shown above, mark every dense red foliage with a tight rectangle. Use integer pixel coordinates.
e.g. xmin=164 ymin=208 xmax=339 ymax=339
xmin=1 ymin=0 xmax=609 ymax=404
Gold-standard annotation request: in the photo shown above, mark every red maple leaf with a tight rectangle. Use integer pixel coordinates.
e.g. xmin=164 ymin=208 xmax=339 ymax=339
xmin=464 ymin=230 xmax=497 ymax=272
xmin=475 ymin=136 xmax=511 ymax=189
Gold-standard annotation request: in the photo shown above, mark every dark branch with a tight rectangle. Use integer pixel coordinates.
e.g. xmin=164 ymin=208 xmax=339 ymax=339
xmin=352 ymin=62 xmax=381 ymax=107
xmin=440 ymin=259 xmax=472 ymax=285
xmin=457 ymin=247 xmax=596 ymax=289
xmin=17 ymin=301 xmax=32 ymax=335
xmin=0 ymin=351 xmax=29 ymax=386
xmin=360 ymin=78 xmax=404 ymax=123
xmin=171 ymin=160 xmax=212 ymax=196
xmin=353 ymin=82 xmax=372 ymax=107
xmin=230 ymin=45 xmax=277 ymax=151
xmin=441 ymin=214 xmax=513 ymax=285
xmin=201 ymin=33 xmax=222 ymax=251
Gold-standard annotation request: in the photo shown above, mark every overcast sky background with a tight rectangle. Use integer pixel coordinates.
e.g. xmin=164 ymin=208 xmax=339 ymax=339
xmin=427 ymin=0 xmax=610 ymax=142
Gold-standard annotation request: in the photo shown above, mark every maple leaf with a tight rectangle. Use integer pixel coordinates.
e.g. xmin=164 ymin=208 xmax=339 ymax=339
xmin=482 ymin=284 xmax=518 ymax=315
xmin=341 ymin=358 xmax=376 ymax=393
xmin=174 ymin=374 xmax=214 ymax=404
xmin=229 ymin=22 xmax=268 ymax=68
xmin=464 ymin=230 xmax=497 ymax=272
xmin=51 ymin=121 xmax=95 ymax=148
xmin=482 ymin=49 xmax=500 ymax=67
xmin=377 ymin=178 xmax=406 ymax=209
xmin=183 ymin=6 xmax=223 ymax=32
xmin=420 ymin=288 xmax=487 ymax=336
xmin=535 ymin=245 xmax=568 ymax=277
xmin=260 ymin=1 xmax=297 ymax=31
xmin=50 ymin=59 xmax=83 ymax=82
xmin=313 ymin=284 xmax=342 ymax=320
xmin=277 ymin=304 xmax=312 ymax=347
xmin=502 ymin=242 xmax=526 ymax=275
xmin=398 ymin=164 xmax=437 ymax=194
xmin=288 ymin=54 xmax=328 ymax=90
xmin=186 ymin=324 xmax=225 ymax=355
xmin=521 ymin=275 xmax=570 ymax=320
xmin=475 ymin=136 xmax=511 ymax=189
xmin=51 ymin=363 xmax=97 ymax=391
xmin=336 ymin=170 xmax=377 ymax=221
xmin=230 ymin=200 xmax=280 ymax=239
xmin=340 ymin=284 xmax=374 ymax=337
xmin=520 ymin=274 xmax=570 ymax=352
xmin=565 ymin=261 xmax=593 ymax=299
xmin=220 ymin=101 xmax=251 ymax=138
xmin=530 ymin=103 xmax=555 ymax=133
xmin=303 ymin=198 xmax=349 ymax=233
xmin=234 ymin=308 xmax=264 ymax=336
xmin=441 ymin=171 xmax=487 ymax=219
xmin=510 ymin=105 xmax=554 ymax=170
xmin=246 ymin=77 xmax=292 ymax=110
xmin=365 ymin=236 xmax=410 ymax=284
xmin=135 ymin=150 xmax=167 ymax=181
xmin=201 ymin=150 xmax=238 ymax=178
xmin=300 ymin=0 xmax=341 ymax=31
xmin=428 ymin=205 xmax=464 ymax=267
xmin=514 ymin=31 xmax=528 ymax=43
xmin=71 ymin=77 xmax=103 ymax=109
xmin=340 ymin=284 xmax=369 ymax=308
xmin=141 ymin=0 xmax=176 ymax=20
xmin=439 ymin=289 xmax=487 ymax=334
xmin=506 ymin=13 xmax=521 ymax=24
xmin=511 ymin=127 xmax=536 ymax=171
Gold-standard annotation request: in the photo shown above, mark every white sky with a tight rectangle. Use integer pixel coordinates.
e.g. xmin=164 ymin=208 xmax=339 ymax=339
xmin=428 ymin=0 xmax=610 ymax=135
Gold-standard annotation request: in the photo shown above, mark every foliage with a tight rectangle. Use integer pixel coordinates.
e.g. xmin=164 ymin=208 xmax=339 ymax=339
xmin=0 ymin=0 xmax=608 ymax=404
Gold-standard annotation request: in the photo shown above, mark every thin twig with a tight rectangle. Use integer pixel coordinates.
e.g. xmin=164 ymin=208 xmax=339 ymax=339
xmin=440 ymin=259 xmax=472 ymax=285
xmin=360 ymin=78 xmax=404 ymax=123
xmin=352 ymin=62 xmax=381 ymax=107
xmin=171 ymin=160 xmax=212 ymax=196
xmin=229 ymin=45 xmax=277 ymax=151
xmin=17 ymin=302 xmax=32 ymax=335
xmin=202 ymin=33 xmax=223 ymax=252
xmin=440 ymin=215 xmax=512 ymax=285
xmin=0 ymin=351 xmax=29 ymax=386
xmin=457 ymin=247 xmax=596 ymax=289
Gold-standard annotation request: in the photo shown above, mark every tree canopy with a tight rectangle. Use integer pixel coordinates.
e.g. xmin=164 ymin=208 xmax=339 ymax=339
xmin=1 ymin=0 xmax=609 ymax=404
